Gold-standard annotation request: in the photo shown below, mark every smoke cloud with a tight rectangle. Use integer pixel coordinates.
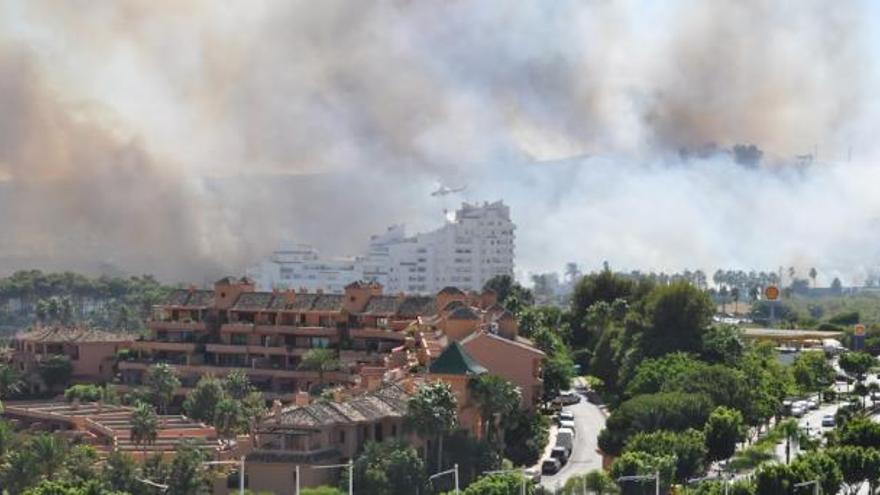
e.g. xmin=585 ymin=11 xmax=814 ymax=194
xmin=0 ymin=0 xmax=878 ymax=284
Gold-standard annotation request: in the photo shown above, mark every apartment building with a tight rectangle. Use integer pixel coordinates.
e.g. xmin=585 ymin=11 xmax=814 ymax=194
xmin=120 ymin=276 xmax=541 ymax=408
xmin=249 ymin=200 xmax=516 ymax=294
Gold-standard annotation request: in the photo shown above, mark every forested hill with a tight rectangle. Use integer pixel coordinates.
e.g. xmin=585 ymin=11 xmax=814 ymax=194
xmin=0 ymin=270 xmax=172 ymax=336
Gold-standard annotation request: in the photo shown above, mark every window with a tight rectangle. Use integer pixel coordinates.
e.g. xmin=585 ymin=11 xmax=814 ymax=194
xmin=230 ymin=334 xmax=248 ymax=345
xmin=310 ymin=337 xmax=330 ymax=348
xmin=339 ymin=431 xmax=346 ymax=444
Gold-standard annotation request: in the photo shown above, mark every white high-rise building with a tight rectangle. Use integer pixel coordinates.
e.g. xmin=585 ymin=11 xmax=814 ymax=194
xmin=248 ymin=201 xmax=515 ymax=294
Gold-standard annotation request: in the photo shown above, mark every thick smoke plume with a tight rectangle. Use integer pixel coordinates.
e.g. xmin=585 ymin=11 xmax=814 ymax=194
xmin=0 ymin=1 xmax=878 ymax=283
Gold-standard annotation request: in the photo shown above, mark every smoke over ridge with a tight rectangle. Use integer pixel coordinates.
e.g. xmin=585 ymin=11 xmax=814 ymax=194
xmin=0 ymin=0 xmax=878 ymax=283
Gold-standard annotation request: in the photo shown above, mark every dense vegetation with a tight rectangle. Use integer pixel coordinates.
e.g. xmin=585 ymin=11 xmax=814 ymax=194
xmin=0 ymin=270 xmax=171 ymax=334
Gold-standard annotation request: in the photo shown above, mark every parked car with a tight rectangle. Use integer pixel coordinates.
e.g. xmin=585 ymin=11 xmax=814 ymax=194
xmin=551 ymin=446 xmax=570 ymax=465
xmin=558 ymin=411 xmax=575 ymax=423
xmin=871 ymin=391 xmax=880 ymax=401
xmin=558 ymin=391 xmax=581 ymax=405
xmin=558 ymin=426 xmax=576 ymax=442
xmin=559 ymin=419 xmax=576 ymax=432
xmin=556 ymin=430 xmax=574 ymax=452
xmin=791 ymin=405 xmax=806 ymax=418
xmin=836 ymin=373 xmax=855 ymax=384
xmin=807 ymin=399 xmax=819 ymax=410
xmin=523 ymin=468 xmax=542 ymax=485
xmin=822 ymin=415 xmax=835 ymax=427
xmin=542 ymin=458 xmax=561 ymax=475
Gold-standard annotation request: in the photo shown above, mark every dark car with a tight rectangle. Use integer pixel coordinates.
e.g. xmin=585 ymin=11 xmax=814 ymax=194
xmin=551 ymin=446 xmax=570 ymax=465
xmin=541 ymin=458 xmax=561 ymax=475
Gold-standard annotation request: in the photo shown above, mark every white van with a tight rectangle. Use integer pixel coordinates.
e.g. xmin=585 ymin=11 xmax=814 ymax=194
xmin=556 ymin=429 xmax=574 ymax=454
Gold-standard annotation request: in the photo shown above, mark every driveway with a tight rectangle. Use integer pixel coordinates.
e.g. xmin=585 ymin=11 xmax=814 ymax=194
xmin=540 ymin=391 xmax=607 ymax=491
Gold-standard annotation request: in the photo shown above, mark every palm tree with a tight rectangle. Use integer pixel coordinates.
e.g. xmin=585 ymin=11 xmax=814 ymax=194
xmin=719 ymin=286 xmax=729 ymax=313
xmin=31 ymin=433 xmax=67 ymax=478
xmin=213 ymin=398 xmax=245 ymax=442
xmin=405 ymin=381 xmax=458 ymax=471
xmin=298 ymin=348 xmax=339 ymax=391
xmin=779 ymin=419 xmax=800 ymax=464
xmin=469 ymin=375 xmax=520 ymax=445
xmin=145 ymin=363 xmax=180 ymax=414
xmin=130 ymin=402 xmax=159 ymax=459
xmin=731 ymin=287 xmax=740 ymax=315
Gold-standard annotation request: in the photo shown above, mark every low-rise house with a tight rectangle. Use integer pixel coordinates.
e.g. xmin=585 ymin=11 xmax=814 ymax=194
xmin=237 ymin=383 xmax=414 ymax=495
xmin=461 ymin=331 xmax=545 ymax=408
xmin=9 ymin=326 xmax=134 ymax=391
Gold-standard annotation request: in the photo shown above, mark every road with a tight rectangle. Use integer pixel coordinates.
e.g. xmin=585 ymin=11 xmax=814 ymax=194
xmin=540 ymin=391 xmax=607 ymax=491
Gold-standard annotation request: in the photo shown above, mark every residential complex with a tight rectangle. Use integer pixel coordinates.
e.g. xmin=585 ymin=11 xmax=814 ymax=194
xmin=248 ymin=200 xmax=516 ymax=294
xmin=117 ymin=277 xmax=541 ymax=406
xmin=4 ymin=275 xmax=544 ymax=492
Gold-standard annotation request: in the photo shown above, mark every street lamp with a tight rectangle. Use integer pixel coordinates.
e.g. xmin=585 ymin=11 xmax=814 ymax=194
xmin=311 ymin=460 xmax=354 ymax=495
xmin=203 ymin=456 xmax=247 ymax=495
xmin=793 ymin=479 xmax=820 ymax=495
xmin=430 ymin=463 xmax=460 ymax=495
xmin=617 ymin=471 xmax=660 ymax=495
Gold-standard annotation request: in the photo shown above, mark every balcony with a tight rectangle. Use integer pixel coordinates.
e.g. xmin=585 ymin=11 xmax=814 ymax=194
xmin=221 ymin=322 xmax=254 ymax=333
xmin=255 ymin=325 xmax=338 ymax=337
xmin=206 ymin=343 xmax=249 ymax=354
xmin=149 ymin=321 xmax=207 ymax=332
xmin=131 ymin=341 xmax=197 ymax=353
xmin=349 ymin=328 xmax=407 ymax=341
xmin=247 ymin=345 xmax=309 ymax=357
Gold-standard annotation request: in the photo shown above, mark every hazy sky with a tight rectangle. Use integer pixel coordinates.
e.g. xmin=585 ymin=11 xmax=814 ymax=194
xmin=1 ymin=1 xmax=879 ymax=284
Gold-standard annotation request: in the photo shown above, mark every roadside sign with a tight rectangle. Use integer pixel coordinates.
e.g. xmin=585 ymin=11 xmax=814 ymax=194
xmin=764 ymin=285 xmax=780 ymax=301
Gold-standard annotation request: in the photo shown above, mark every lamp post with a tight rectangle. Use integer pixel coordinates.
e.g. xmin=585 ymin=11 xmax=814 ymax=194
xmin=430 ymin=464 xmax=460 ymax=495
xmin=203 ymin=456 xmax=247 ymax=495
xmin=311 ymin=460 xmax=354 ymax=495
xmin=617 ymin=471 xmax=660 ymax=495
xmin=793 ymin=479 xmax=820 ymax=495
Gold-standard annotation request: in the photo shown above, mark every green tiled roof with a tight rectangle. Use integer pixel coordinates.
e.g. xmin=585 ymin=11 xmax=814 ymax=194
xmin=429 ymin=341 xmax=487 ymax=376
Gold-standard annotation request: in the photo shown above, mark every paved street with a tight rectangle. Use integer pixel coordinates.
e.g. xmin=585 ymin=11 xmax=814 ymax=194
xmin=540 ymin=391 xmax=607 ymax=492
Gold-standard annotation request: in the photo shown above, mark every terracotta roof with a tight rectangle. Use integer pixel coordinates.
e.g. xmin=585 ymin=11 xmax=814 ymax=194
xmin=442 ymin=300 xmax=467 ymax=312
xmin=461 ymin=331 xmax=546 ymax=357
xmin=312 ymin=294 xmax=345 ymax=311
xmin=447 ymin=306 xmax=479 ymax=321
xmin=288 ymin=294 xmax=319 ymax=311
xmin=397 ymin=296 xmax=436 ymax=318
xmin=275 ymin=383 xmax=411 ymax=428
xmin=163 ymin=289 xmax=213 ymax=308
xmin=15 ymin=327 xmax=135 ymax=343
xmin=438 ymin=286 xmax=466 ymax=296
xmin=362 ymin=296 xmax=401 ymax=315
xmin=428 ymin=341 xmax=487 ymax=375
xmin=216 ymin=276 xmax=253 ymax=285
xmin=233 ymin=292 xmax=275 ymax=310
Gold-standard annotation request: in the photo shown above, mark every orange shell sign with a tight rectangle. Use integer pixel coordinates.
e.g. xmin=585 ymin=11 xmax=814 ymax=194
xmin=764 ymin=286 xmax=780 ymax=301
